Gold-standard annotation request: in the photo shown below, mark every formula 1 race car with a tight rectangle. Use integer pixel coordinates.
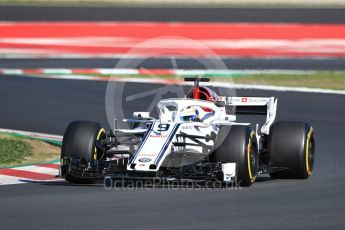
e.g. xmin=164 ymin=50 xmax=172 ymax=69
xmin=60 ymin=77 xmax=315 ymax=187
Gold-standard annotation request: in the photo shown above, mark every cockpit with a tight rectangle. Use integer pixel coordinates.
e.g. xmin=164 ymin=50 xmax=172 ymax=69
xmin=157 ymin=99 xmax=220 ymax=124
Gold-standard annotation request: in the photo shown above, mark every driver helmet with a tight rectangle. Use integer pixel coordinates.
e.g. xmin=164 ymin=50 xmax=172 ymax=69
xmin=179 ymin=106 xmax=200 ymax=122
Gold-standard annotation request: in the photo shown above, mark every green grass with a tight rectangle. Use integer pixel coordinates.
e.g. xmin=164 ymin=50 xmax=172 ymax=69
xmin=232 ymin=72 xmax=345 ymax=90
xmin=0 ymin=137 xmax=32 ymax=165
xmin=0 ymin=134 xmax=60 ymax=167
xmin=32 ymin=70 xmax=345 ymax=90
xmin=93 ymin=71 xmax=345 ymax=90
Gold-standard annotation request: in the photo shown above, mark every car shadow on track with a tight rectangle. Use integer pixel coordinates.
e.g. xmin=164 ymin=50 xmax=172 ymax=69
xmin=255 ymin=176 xmax=276 ymax=183
xmin=20 ymin=175 xmax=276 ymax=189
xmin=19 ymin=179 xmax=103 ymax=187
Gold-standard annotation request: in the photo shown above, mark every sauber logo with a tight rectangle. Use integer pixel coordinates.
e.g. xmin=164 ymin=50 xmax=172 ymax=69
xmin=140 ymin=153 xmax=156 ymax=157
xmin=150 ymin=134 xmax=168 ymax=138
xmin=241 ymin=97 xmax=248 ymax=102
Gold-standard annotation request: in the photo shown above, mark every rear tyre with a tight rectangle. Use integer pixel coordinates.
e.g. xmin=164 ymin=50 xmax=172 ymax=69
xmin=268 ymin=121 xmax=315 ymax=179
xmin=61 ymin=121 xmax=106 ymax=184
xmin=211 ymin=126 xmax=258 ymax=187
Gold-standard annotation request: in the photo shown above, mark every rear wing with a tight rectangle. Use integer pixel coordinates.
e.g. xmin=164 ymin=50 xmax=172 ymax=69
xmin=224 ymin=97 xmax=278 ymax=135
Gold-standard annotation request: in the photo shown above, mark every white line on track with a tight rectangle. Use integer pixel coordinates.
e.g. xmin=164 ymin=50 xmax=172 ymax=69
xmin=14 ymin=166 xmax=59 ymax=176
xmin=2 ymin=71 xmax=344 ymax=95
xmin=0 ymin=175 xmax=26 ymax=185
xmin=0 ymin=128 xmax=63 ymax=141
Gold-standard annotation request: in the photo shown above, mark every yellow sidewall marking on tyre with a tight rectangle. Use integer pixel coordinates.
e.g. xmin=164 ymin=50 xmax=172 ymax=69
xmin=306 ymin=127 xmax=314 ymax=176
xmin=94 ymin=128 xmax=106 ymax=160
xmin=247 ymin=131 xmax=257 ymax=183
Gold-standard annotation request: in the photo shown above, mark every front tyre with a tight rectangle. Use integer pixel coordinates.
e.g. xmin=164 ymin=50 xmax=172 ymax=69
xmin=268 ymin=121 xmax=315 ymax=179
xmin=60 ymin=121 xmax=106 ymax=184
xmin=211 ymin=126 xmax=258 ymax=187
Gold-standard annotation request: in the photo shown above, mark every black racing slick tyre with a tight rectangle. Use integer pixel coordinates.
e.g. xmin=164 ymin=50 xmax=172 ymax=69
xmin=60 ymin=121 xmax=106 ymax=184
xmin=212 ymin=126 xmax=258 ymax=187
xmin=268 ymin=121 xmax=315 ymax=179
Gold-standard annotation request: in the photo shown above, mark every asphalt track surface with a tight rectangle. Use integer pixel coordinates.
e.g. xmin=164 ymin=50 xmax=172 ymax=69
xmin=1 ymin=58 xmax=345 ymax=70
xmin=0 ymin=75 xmax=345 ymax=229
xmin=0 ymin=6 xmax=344 ymax=23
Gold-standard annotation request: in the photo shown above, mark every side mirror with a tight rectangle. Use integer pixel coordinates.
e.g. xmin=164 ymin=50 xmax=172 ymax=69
xmin=133 ymin=112 xmax=152 ymax=119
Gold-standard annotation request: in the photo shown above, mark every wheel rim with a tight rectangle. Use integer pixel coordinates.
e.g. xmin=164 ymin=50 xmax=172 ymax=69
xmin=247 ymin=131 xmax=258 ymax=183
xmin=249 ymin=144 xmax=257 ymax=177
xmin=305 ymin=128 xmax=315 ymax=176
xmin=250 ymin=151 xmax=256 ymax=171
xmin=308 ymin=138 xmax=315 ymax=173
xmin=94 ymin=128 xmax=106 ymax=160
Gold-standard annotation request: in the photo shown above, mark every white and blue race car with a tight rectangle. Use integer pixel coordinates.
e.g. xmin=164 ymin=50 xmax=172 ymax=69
xmin=60 ymin=77 xmax=315 ymax=186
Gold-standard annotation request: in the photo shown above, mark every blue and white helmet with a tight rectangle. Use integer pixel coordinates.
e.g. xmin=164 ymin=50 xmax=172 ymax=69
xmin=179 ymin=106 xmax=200 ymax=122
